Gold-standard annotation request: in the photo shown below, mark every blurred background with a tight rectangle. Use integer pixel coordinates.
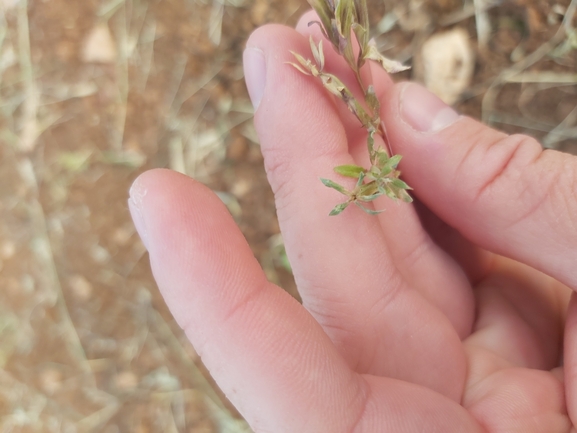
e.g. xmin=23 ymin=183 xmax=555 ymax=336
xmin=0 ymin=0 xmax=575 ymax=431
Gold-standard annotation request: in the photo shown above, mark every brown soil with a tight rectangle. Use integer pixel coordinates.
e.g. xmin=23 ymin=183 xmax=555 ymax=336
xmin=0 ymin=0 xmax=575 ymax=431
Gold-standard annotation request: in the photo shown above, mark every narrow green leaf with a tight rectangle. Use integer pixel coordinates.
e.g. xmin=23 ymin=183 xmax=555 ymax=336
xmin=317 ymin=39 xmax=325 ymax=70
xmin=358 ymin=181 xmax=379 ymax=197
xmin=347 ymin=98 xmax=371 ymax=127
xmin=341 ymin=38 xmax=357 ymax=72
xmin=334 ymin=164 xmax=366 ymax=178
xmin=354 ymin=201 xmax=385 ymax=215
xmin=309 ymin=37 xmax=325 ymax=70
xmin=375 ymin=149 xmax=389 ymax=167
xmin=334 ymin=0 xmax=356 ymax=69
xmin=357 ymin=191 xmax=383 ymax=202
xmin=335 ymin=0 xmax=354 ymax=38
xmin=381 ymin=154 xmax=402 ymax=174
xmin=329 ymin=201 xmax=350 ymax=216
xmin=352 ymin=24 xmax=368 ymax=64
xmin=381 ymin=184 xmax=398 ymax=200
xmin=355 ymin=171 xmax=366 ymax=188
xmin=320 ymin=178 xmax=349 ymax=195
xmin=390 ymin=178 xmax=412 ymax=190
xmin=367 ymin=129 xmax=376 ymax=161
xmin=286 ymin=62 xmax=311 ymax=76
xmin=367 ymin=165 xmax=380 ymax=180
xmin=365 ymin=85 xmax=380 ymax=116
xmin=309 ymin=36 xmax=320 ymax=62
xmin=353 ymin=0 xmax=370 ymax=46
xmin=398 ymin=189 xmax=414 ymax=203
xmin=306 ymin=0 xmax=336 ymax=45
xmin=354 ymin=0 xmax=370 ymax=33
xmin=289 ymin=51 xmax=314 ymax=72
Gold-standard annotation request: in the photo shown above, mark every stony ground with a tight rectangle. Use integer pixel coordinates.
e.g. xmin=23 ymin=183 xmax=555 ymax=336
xmin=0 ymin=0 xmax=575 ymax=431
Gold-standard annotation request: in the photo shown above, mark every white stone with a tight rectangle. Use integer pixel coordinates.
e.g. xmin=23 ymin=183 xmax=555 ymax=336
xmin=419 ymin=28 xmax=475 ymax=105
xmin=81 ymin=24 xmax=117 ymax=64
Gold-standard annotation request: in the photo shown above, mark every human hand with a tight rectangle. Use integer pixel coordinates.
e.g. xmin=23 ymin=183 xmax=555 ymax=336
xmin=128 ymin=11 xmax=577 ymax=432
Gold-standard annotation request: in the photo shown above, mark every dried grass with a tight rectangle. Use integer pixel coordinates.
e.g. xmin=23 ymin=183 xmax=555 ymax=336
xmin=0 ymin=0 xmax=575 ymax=432
xmin=0 ymin=0 xmax=252 ymax=430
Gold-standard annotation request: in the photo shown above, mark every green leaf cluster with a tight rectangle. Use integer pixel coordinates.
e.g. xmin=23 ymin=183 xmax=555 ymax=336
xmin=321 ymin=150 xmax=412 ymax=216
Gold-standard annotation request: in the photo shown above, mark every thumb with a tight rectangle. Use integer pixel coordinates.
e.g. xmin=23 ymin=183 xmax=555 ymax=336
xmin=382 ymin=82 xmax=577 ymax=290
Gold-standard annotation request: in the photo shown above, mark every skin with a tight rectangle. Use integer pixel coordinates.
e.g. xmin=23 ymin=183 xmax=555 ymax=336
xmin=128 ymin=12 xmax=577 ymax=433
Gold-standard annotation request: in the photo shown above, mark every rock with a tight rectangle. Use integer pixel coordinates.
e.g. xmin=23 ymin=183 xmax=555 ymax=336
xmin=81 ymin=24 xmax=117 ymax=64
xmin=417 ymin=28 xmax=475 ymax=105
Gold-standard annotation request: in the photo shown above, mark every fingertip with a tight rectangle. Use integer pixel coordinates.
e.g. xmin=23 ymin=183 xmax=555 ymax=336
xmin=398 ymin=82 xmax=461 ymax=133
xmin=243 ymin=47 xmax=266 ymax=111
xmin=128 ymin=168 xmax=193 ymax=208
xmin=128 ymin=169 xmax=187 ymax=251
xmin=128 ymin=169 xmax=239 ymax=267
xmin=243 ymin=24 xmax=316 ymax=119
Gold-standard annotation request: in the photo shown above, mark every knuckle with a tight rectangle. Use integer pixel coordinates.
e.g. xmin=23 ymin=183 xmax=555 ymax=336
xmin=455 ymin=132 xmax=543 ymax=207
xmin=458 ymin=129 xmax=577 ymax=233
xmin=547 ymin=155 xmax=577 ymax=232
xmin=220 ymin=280 xmax=265 ymax=327
xmin=262 ymin=147 xmax=298 ymax=208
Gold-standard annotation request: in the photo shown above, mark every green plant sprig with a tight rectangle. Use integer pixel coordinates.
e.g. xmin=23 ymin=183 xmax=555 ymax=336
xmin=288 ymin=0 xmax=413 ymax=216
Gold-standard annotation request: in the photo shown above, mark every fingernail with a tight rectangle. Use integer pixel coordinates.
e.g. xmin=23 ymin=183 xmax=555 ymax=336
xmin=128 ymin=179 xmax=149 ymax=250
xmin=243 ymin=47 xmax=266 ymax=111
xmin=400 ymin=83 xmax=460 ymax=133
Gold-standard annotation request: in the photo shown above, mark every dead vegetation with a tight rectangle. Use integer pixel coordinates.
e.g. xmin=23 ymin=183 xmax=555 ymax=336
xmin=0 ymin=0 xmax=575 ymax=431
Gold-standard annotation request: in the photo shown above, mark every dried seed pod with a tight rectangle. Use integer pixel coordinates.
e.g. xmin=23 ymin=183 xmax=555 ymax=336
xmin=291 ymin=0 xmax=414 ymax=215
